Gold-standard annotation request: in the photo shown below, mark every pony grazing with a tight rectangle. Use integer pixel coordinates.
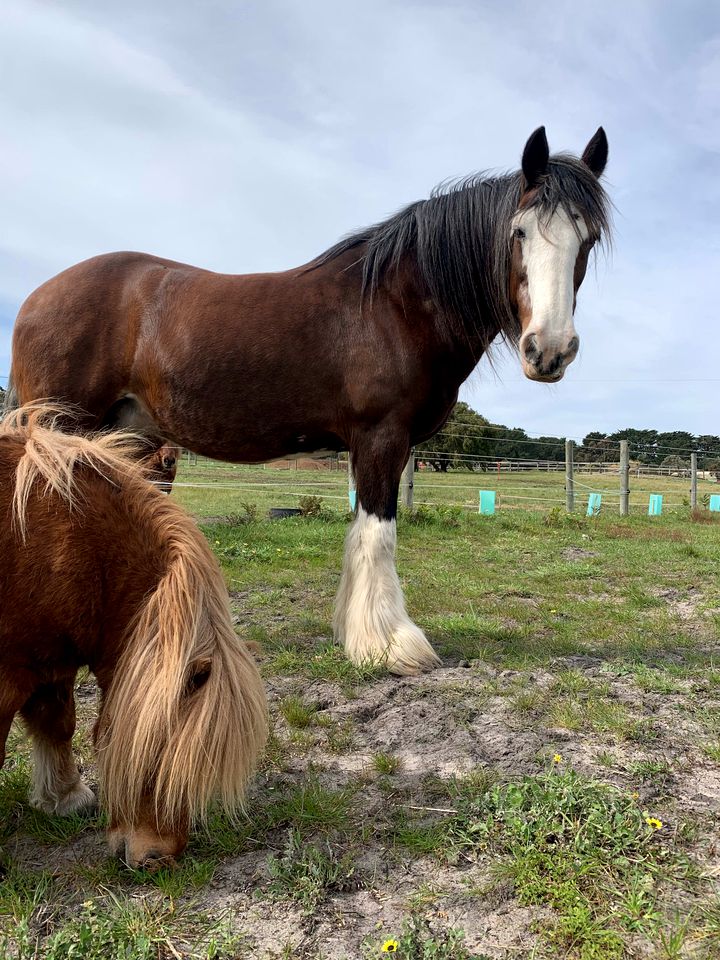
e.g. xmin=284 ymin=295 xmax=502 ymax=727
xmin=7 ymin=126 xmax=612 ymax=677
xmin=0 ymin=405 xmax=268 ymax=868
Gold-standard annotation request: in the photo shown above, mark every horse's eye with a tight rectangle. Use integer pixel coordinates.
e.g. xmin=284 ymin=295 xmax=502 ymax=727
xmin=572 ymin=212 xmax=582 ymax=221
xmin=513 ymin=227 xmax=526 ymax=240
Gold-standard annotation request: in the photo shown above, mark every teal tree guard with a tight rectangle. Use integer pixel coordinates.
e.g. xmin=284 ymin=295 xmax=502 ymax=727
xmin=479 ymin=490 xmax=496 ymax=515
xmin=586 ymin=493 xmax=602 ymax=516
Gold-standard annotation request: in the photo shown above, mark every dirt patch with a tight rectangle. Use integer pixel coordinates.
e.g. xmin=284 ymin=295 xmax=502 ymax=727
xmin=650 ymin=586 xmax=705 ymax=620
xmin=191 ymin=635 xmax=720 ymax=957
xmin=560 ymin=546 xmax=598 ymax=561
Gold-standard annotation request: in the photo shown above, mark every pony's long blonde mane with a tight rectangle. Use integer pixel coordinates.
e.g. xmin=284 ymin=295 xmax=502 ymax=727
xmin=2 ymin=402 xmax=268 ymax=829
xmin=0 ymin=401 xmax=146 ymax=539
xmin=98 ymin=508 xmax=269 ymax=828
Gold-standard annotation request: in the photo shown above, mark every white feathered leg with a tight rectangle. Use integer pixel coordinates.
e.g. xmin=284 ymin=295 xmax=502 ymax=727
xmin=334 ymin=507 xmax=440 ymax=676
xmin=30 ymin=736 xmax=95 ymax=815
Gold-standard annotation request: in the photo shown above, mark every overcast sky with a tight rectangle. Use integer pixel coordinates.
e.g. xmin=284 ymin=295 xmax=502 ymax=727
xmin=1 ymin=0 xmax=718 ymax=441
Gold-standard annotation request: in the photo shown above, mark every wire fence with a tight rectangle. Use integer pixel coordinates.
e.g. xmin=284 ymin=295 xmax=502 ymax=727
xmin=167 ymin=450 xmax=719 ymax=518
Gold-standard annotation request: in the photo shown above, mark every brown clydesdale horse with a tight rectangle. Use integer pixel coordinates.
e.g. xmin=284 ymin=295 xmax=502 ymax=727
xmin=0 ymin=405 xmax=267 ymax=868
xmin=6 ymin=127 xmax=611 ymax=676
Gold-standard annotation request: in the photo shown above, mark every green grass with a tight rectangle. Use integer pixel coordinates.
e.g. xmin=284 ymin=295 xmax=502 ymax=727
xmin=278 ymin=695 xmax=318 ymax=729
xmin=389 ymin=766 xmax=696 ymax=959
xmin=3 ymin=466 xmax=720 ymax=957
xmin=372 ymin=752 xmax=403 ymax=776
xmin=171 ymin=457 xmax=720 ymax=518
xmin=364 ymin=913 xmax=491 ymax=959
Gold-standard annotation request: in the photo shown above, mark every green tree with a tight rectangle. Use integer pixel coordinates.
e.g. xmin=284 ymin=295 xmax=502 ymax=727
xmin=421 ymin=402 xmax=490 ymax=471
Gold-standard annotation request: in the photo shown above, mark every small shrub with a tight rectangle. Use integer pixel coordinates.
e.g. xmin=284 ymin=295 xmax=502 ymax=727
xmin=402 ymin=505 xmax=463 ymax=528
xmin=223 ymin=500 xmax=259 ymax=525
xmin=298 ymin=495 xmax=323 ymax=517
xmin=279 ymin=695 xmax=317 ymax=729
xmin=544 ymin=506 xmax=585 ymax=529
xmin=267 ymin=829 xmax=357 ymax=911
xmin=691 ymin=506 xmax=717 ymax=524
xmin=372 ymin=752 xmax=403 ymax=776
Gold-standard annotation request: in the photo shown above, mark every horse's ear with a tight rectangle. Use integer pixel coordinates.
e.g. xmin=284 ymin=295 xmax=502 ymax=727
xmin=581 ymin=127 xmax=608 ymax=178
xmin=521 ymin=126 xmax=549 ymax=189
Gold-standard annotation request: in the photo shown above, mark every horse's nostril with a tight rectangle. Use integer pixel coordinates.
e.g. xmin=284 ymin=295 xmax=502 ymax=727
xmin=566 ymin=336 xmax=579 ymax=356
xmin=523 ymin=334 xmax=541 ymax=363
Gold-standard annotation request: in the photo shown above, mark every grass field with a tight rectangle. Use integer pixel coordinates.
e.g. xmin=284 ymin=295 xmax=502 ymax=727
xmin=170 ymin=458 xmax=717 ymax=517
xmin=2 ymin=468 xmax=720 ymax=958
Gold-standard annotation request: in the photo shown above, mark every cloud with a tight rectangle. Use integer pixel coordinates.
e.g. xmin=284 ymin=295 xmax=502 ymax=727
xmin=0 ymin=0 xmax=717 ymax=436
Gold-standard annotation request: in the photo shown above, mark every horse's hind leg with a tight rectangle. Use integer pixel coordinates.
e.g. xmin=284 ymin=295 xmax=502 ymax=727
xmin=21 ymin=679 xmax=96 ymax=816
xmin=334 ymin=431 xmax=441 ymax=676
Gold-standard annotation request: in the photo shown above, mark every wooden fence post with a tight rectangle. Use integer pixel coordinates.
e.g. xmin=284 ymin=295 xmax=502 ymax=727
xmin=401 ymin=449 xmax=415 ymax=510
xmin=565 ymin=439 xmax=574 ymax=512
xmin=620 ymin=440 xmax=629 ymax=516
xmin=690 ymin=453 xmax=698 ymax=510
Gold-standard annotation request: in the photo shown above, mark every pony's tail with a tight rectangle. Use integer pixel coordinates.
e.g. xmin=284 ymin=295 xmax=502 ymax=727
xmin=96 ymin=520 xmax=268 ymax=829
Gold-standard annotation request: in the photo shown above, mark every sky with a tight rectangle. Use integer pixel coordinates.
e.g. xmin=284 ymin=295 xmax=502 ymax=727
xmin=1 ymin=0 xmax=718 ymax=442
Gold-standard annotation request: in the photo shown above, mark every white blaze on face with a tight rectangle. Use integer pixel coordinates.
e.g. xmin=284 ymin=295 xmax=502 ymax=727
xmin=513 ymin=205 xmax=588 ymax=377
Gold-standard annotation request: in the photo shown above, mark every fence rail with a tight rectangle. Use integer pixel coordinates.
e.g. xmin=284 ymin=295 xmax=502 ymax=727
xmin=169 ymin=444 xmax=719 ymax=519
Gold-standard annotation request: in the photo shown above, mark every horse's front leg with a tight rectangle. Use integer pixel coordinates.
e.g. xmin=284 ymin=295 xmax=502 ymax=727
xmin=334 ymin=432 xmax=441 ymax=676
xmin=21 ymin=678 xmax=96 ymax=816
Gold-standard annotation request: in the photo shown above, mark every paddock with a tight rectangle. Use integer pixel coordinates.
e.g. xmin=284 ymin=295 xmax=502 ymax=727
xmin=1 ymin=475 xmax=720 ymax=958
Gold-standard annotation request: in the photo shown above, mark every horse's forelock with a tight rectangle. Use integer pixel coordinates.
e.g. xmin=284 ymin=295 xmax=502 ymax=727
xmin=525 ymin=154 xmax=613 ymax=251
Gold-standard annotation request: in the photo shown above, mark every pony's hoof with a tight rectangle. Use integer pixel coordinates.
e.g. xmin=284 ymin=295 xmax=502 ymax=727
xmin=31 ymin=781 xmax=97 ymax=816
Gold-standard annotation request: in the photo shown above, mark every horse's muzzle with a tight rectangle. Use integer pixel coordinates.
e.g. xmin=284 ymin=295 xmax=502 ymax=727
xmin=520 ymin=333 xmax=579 ymax=382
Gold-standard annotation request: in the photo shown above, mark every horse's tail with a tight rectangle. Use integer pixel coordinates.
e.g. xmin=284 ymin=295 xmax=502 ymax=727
xmin=96 ymin=515 xmax=268 ymax=830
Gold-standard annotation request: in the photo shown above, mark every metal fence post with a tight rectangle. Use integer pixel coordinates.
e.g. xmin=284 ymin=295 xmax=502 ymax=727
xmin=619 ymin=440 xmax=629 ymax=516
xmin=565 ymin=439 xmax=574 ymax=512
xmin=401 ymin=449 xmax=415 ymax=509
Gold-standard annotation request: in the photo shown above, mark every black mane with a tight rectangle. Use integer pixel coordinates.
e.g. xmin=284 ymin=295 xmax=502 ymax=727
xmin=311 ymin=155 xmax=611 ymax=355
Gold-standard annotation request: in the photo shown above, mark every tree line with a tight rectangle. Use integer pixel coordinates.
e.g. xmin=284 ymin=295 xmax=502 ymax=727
xmin=419 ymin=402 xmax=720 ymax=472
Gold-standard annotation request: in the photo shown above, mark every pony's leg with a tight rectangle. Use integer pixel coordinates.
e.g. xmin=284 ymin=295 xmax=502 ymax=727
xmin=334 ymin=435 xmax=441 ymax=676
xmin=21 ymin=680 xmax=96 ymax=816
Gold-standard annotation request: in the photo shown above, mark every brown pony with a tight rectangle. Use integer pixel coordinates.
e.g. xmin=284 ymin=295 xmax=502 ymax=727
xmin=0 ymin=405 xmax=267 ymax=868
xmin=6 ymin=126 xmax=611 ymax=676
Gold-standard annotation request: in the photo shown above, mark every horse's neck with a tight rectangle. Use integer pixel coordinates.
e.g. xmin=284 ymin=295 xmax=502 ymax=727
xmin=386 ymin=257 xmax=501 ymax=380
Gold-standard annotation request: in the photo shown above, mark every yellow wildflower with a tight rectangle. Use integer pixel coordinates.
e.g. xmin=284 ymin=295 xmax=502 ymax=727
xmin=630 ymin=791 xmax=639 ymax=800
xmin=381 ymin=941 xmax=399 ymax=953
xmin=552 ymin=754 xmax=563 ymax=764
xmin=645 ymin=815 xmax=663 ymax=830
